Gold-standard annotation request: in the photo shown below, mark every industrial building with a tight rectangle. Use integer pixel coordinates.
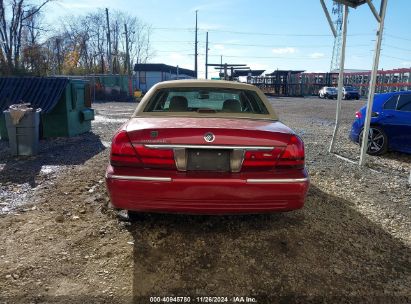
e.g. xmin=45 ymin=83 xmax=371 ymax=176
xmin=134 ymin=63 xmax=195 ymax=93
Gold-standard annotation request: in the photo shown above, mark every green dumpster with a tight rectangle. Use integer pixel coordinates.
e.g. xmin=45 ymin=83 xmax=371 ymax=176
xmin=0 ymin=77 xmax=94 ymax=140
xmin=41 ymin=79 xmax=94 ymax=138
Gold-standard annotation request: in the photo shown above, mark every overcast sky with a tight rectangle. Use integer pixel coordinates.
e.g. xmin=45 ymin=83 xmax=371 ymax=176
xmin=43 ymin=0 xmax=411 ymax=78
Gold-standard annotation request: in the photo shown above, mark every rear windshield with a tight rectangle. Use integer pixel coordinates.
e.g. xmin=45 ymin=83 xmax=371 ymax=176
xmin=143 ymin=88 xmax=269 ymax=114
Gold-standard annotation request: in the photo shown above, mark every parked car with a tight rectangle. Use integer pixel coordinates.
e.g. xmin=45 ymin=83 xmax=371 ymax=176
xmin=350 ymin=91 xmax=411 ymax=155
xmin=106 ymin=80 xmax=309 ymax=215
xmin=343 ymin=86 xmax=360 ymax=100
xmin=319 ymin=86 xmax=338 ymax=99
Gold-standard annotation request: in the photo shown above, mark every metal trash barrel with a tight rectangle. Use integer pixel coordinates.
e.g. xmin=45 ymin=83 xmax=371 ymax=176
xmin=4 ymin=107 xmax=41 ymax=156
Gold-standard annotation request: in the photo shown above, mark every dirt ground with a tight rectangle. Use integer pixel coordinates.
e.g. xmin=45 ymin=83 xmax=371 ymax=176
xmin=0 ymin=97 xmax=410 ymax=304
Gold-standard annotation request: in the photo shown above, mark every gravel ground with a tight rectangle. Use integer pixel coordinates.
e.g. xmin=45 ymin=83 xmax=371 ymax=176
xmin=0 ymin=97 xmax=410 ymax=303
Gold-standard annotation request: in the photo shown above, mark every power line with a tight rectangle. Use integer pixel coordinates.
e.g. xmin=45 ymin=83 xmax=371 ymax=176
xmin=381 ymin=54 xmax=411 ymax=62
xmin=385 ymin=33 xmax=411 ymax=42
xmin=206 ymin=29 xmax=334 ymax=37
xmin=204 ymin=29 xmax=374 ymax=37
xmin=151 ymin=42 xmax=411 ymax=54
xmin=151 ymin=40 xmax=203 ymax=44
xmin=152 ymin=51 xmax=374 ymax=60
xmin=152 ymin=27 xmax=194 ymax=32
xmin=208 ymin=42 xmax=370 ymax=48
xmin=207 ymin=54 xmax=329 ymax=60
xmin=151 ymin=26 xmax=374 ymax=37
xmin=150 ymin=40 xmax=370 ymax=49
xmin=383 ymin=44 xmax=411 ymax=53
xmin=154 ymin=50 xmax=194 ymax=53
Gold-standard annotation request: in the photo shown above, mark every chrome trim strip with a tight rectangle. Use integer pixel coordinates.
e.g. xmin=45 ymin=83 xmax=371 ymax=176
xmin=145 ymin=144 xmax=274 ymax=150
xmin=107 ymin=175 xmax=171 ymax=182
xmin=106 ymin=174 xmax=307 ymax=183
xmin=246 ymin=177 xmax=309 ymax=183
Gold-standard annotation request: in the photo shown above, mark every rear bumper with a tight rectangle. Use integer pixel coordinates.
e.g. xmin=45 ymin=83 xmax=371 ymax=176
xmin=344 ymin=93 xmax=360 ymax=99
xmin=105 ymin=166 xmax=309 ymax=214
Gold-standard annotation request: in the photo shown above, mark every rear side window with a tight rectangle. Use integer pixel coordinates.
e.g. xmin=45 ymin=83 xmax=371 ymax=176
xmin=344 ymin=86 xmax=356 ymax=91
xmin=144 ymin=88 xmax=269 ymax=114
xmin=397 ymin=95 xmax=411 ymax=112
xmin=383 ymin=95 xmax=398 ymax=110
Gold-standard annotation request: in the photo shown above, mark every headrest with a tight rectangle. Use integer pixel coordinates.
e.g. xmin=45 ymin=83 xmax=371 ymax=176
xmin=222 ymin=99 xmax=241 ymax=112
xmin=169 ymin=96 xmax=188 ymax=112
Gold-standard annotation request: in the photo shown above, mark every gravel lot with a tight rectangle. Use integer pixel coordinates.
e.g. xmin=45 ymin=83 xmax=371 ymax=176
xmin=0 ymin=97 xmax=410 ymax=303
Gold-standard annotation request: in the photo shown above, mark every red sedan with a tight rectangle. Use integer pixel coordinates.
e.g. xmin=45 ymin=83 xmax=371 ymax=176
xmin=106 ymin=80 xmax=309 ymax=214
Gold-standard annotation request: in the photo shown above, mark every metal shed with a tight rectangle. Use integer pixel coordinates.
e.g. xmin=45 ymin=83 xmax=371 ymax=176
xmin=0 ymin=77 xmax=94 ymax=139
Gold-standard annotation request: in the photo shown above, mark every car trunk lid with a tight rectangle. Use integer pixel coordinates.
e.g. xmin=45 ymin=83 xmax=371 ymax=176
xmin=120 ymin=117 xmax=303 ymax=172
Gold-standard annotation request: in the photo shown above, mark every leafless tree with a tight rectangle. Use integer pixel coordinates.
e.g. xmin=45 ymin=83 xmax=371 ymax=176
xmin=117 ymin=12 xmax=153 ymax=70
xmin=84 ymin=10 xmax=107 ymax=73
xmin=0 ymin=0 xmax=52 ymax=74
xmin=21 ymin=7 xmax=50 ymax=74
xmin=0 ymin=2 xmax=152 ymax=76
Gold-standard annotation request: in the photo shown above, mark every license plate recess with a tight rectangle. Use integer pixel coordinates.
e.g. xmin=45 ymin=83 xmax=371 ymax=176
xmin=186 ymin=149 xmax=230 ymax=172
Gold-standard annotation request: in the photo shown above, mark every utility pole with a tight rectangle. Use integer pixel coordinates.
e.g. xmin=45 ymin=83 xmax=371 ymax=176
xmin=124 ymin=23 xmax=130 ymax=75
xmin=224 ymin=63 xmax=228 ymax=80
xmin=105 ymin=8 xmax=112 ymax=74
xmin=205 ymin=32 xmax=209 ymax=79
xmin=113 ymin=21 xmax=119 ymax=74
xmin=56 ymin=38 xmax=61 ymax=74
xmin=220 ymin=55 xmax=222 ymax=77
xmin=194 ymin=10 xmax=198 ymax=78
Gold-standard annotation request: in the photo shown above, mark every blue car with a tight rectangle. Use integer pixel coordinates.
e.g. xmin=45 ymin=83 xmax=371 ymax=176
xmin=350 ymin=91 xmax=411 ymax=155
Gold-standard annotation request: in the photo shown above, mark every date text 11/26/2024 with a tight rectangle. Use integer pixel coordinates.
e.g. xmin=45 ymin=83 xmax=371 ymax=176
xmin=149 ymin=296 xmax=257 ymax=303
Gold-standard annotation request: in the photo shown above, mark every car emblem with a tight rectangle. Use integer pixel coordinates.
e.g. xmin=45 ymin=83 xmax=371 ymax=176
xmin=204 ymin=132 xmax=215 ymax=143
xmin=150 ymin=130 xmax=158 ymax=138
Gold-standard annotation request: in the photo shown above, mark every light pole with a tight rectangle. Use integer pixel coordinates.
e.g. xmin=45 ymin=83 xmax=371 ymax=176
xmin=194 ymin=10 xmax=198 ymax=78
xmin=359 ymin=0 xmax=388 ymax=166
xmin=205 ymin=32 xmax=209 ymax=79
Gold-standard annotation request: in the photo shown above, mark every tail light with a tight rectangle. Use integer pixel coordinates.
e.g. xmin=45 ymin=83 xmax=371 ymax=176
xmin=355 ymin=111 xmax=362 ymax=119
xmin=132 ymin=145 xmax=175 ymax=169
xmin=277 ymin=135 xmax=305 ymax=169
xmin=110 ymin=131 xmax=175 ymax=169
xmin=110 ymin=131 xmax=141 ymax=166
xmin=242 ymin=149 xmax=278 ymax=170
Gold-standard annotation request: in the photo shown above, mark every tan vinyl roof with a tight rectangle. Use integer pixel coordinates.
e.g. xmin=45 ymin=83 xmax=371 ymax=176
xmin=133 ymin=80 xmax=278 ymax=120
xmin=147 ymin=79 xmax=258 ymax=90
